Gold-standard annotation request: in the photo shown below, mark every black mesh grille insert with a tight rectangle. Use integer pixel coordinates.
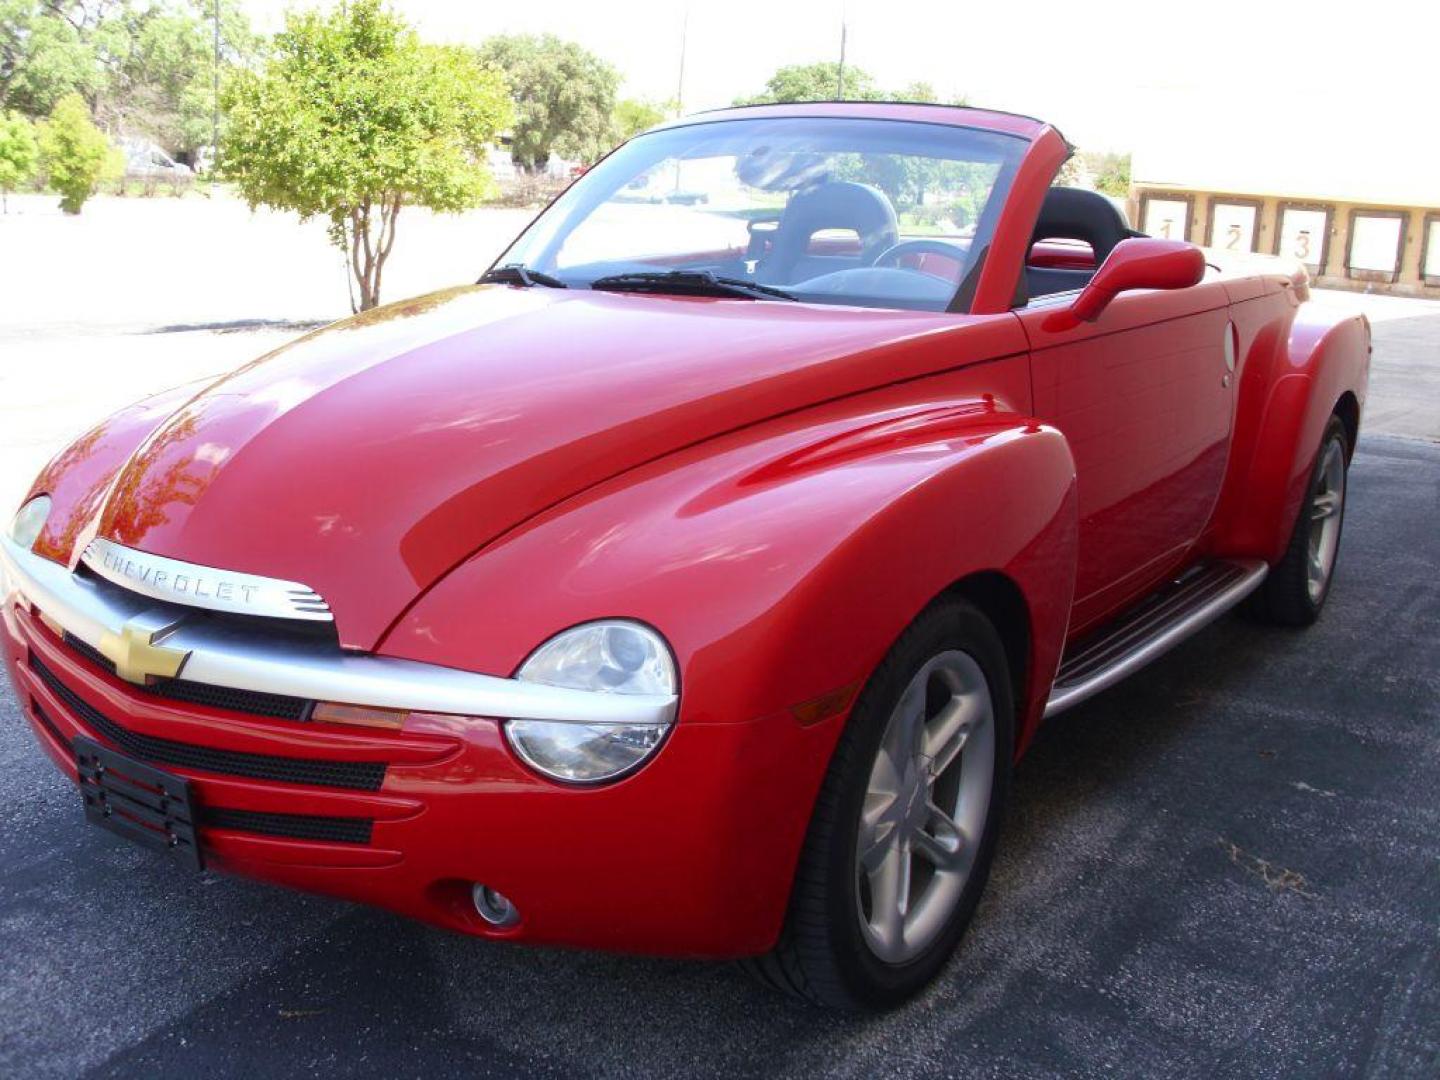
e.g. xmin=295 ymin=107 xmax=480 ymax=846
xmin=30 ymin=699 xmax=70 ymax=749
xmin=29 ymin=701 xmax=372 ymax=845
xmin=62 ymin=633 xmax=112 ymax=672
xmin=63 ymin=633 xmax=312 ymax=722
xmin=29 ymin=652 xmax=386 ymax=791
xmin=200 ymin=808 xmax=373 ymax=844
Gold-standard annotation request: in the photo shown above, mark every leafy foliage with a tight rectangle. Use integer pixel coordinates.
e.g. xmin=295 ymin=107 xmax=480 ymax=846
xmin=106 ymin=0 xmax=260 ymax=158
xmin=221 ymin=0 xmax=511 ymax=310
xmin=1089 ymin=151 xmax=1131 ymax=198
xmin=735 ymin=62 xmax=965 ymax=108
xmin=1056 ymin=151 xmax=1132 ymax=198
xmin=0 ymin=1 xmax=101 ymax=116
xmin=0 ymin=106 xmax=38 ymax=206
xmin=735 ymin=61 xmax=882 ymax=105
xmin=611 ymin=97 xmax=666 ymax=144
xmin=732 ymin=64 xmax=986 ymax=228
xmin=37 ymin=90 xmax=116 ymax=212
xmin=1 ymin=1 xmax=258 ymax=160
xmin=476 ymin=33 xmax=618 ymax=170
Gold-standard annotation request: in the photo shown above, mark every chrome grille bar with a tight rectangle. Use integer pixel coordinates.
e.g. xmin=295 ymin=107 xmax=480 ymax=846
xmin=2 ymin=534 xmax=677 ymax=726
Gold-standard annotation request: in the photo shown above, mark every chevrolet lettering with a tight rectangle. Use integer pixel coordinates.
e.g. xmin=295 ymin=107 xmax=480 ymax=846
xmin=100 ymin=550 xmax=259 ymax=604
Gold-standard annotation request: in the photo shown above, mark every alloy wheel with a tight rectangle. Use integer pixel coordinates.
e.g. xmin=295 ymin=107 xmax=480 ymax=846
xmin=1307 ymin=438 xmax=1346 ymax=603
xmin=855 ymin=650 xmax=995 ymax=965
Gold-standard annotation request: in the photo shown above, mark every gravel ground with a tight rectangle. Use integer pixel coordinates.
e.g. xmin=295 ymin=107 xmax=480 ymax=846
xmin=0 ymin=197 xmax=1437 ymax=1078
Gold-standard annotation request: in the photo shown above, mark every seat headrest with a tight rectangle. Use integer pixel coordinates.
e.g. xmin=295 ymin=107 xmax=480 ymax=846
xmin=1030 ymin=187 xmax=1132 ymax=263
xmin=762 ymin=181 xmax=900 ymax=282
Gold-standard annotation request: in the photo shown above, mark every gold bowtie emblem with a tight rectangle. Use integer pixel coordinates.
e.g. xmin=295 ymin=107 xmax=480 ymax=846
xmin=98 ymin=616 xmax=191 ymax=685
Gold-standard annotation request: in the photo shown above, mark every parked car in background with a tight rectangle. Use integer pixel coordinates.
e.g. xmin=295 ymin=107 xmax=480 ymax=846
xmin=119 ymin=138 xmax=192 ymax=183
xmin=2 ymin=102 xmax=1368 ymax=1012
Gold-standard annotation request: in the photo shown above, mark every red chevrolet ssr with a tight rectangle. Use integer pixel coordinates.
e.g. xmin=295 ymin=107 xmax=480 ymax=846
xmin=1 ymin=103 xmax=1368 ymax=1010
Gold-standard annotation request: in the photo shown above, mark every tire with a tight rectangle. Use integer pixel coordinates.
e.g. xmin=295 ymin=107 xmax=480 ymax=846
xmin=742 ymin=598 xmax=1014 ymax=1011
xmin=1247 ymin=414 xmax=1350 ymax=627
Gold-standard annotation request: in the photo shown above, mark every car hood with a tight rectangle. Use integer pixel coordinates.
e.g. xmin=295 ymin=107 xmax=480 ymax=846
xmin=70 ymin=285 xmax=1020 ymax=648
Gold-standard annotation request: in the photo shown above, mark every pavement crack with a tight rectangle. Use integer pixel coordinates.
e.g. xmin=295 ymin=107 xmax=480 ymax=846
xmin=276 ymin=1007 xmax=329 ymax=1020
xmin=1217 ymin=837 xmax=1319 ymax=898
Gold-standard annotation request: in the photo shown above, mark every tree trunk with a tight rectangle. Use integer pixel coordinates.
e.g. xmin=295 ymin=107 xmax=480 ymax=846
xmin=346 ymin=195 xmax=403 ymax=312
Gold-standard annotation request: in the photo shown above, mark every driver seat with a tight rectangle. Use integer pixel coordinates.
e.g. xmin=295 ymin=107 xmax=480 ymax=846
xmin=760 ymin=181 xmax=899 ymax=284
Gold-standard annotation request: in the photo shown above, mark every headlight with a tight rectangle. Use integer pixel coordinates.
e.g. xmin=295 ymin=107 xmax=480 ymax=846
xmin=8 ymin=495 xmax=51 ymax=550
xmin=508 ymin=620 xmax=676 ymax=784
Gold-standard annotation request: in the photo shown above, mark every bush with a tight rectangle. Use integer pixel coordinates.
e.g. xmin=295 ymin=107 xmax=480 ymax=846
xmin=0 ymin=111 xmax=40 ymax=211
xmin=37 ymin=93 xmax=117 ymax=214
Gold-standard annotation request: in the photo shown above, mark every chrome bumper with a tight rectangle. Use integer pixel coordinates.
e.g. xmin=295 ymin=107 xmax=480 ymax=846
xmin=0 ymin=534 xmax=676 ymax=726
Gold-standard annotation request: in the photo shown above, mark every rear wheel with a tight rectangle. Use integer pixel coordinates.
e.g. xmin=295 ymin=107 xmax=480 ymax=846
xmin=1249 ymin=414 xmax=1350 ymax=626
xmin=743 ymin=598 xmax=1013 ymax=1011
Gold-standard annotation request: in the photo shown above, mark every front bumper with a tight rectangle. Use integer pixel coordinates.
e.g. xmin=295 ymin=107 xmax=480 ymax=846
xmin=1 ymin=539 xmax=836 ymax=957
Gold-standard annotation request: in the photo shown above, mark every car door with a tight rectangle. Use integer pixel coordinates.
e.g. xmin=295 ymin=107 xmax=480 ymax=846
xmin=1018 ymin=279 xmax=1235 ymax=634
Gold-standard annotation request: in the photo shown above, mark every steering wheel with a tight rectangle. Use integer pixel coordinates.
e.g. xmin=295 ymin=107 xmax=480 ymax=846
xmin=870 ymin=239 xmax=969 ymax=281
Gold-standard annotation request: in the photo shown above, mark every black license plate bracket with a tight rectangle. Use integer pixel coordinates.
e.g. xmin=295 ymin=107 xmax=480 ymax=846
xmin=74 ymin=736 xmax=203 ymax=870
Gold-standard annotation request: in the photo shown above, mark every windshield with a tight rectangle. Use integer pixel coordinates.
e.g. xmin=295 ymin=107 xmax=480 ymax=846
xmin=493 ymin=116 xmax=1027 ymax=312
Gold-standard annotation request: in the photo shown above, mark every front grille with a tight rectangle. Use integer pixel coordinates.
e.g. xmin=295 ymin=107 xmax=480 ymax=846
xmin=30 ymin=698 xmax=70 ymax=749
xmin=200 ymin=808 xmax=373 ymax=844
xmin=28 ymin=652 xmax=386 ymax=791
xmin=63 ymin=633 xmax=312 ymax=722
xmin=29 ymin=702 xmax=373 ymax=845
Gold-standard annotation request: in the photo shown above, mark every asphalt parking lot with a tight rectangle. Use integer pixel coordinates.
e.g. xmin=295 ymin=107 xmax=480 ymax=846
xmin=3 ymin=433 xmax=1436 ymax=1079
xmin=1 ymin=194 xmax=1437 ymax=1076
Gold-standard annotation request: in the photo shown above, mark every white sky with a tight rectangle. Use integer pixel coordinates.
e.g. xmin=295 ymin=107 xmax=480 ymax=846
xmin=241 ymin=0 xmax=1438 ymax=170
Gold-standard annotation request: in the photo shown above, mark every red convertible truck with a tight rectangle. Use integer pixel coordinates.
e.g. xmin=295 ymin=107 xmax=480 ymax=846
xmin=1 ymin=103 xmax=1368 ymax=1010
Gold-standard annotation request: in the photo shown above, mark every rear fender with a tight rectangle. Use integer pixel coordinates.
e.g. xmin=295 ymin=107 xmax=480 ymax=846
xmin=1211 ymin=298 xmax=1370 ymax=562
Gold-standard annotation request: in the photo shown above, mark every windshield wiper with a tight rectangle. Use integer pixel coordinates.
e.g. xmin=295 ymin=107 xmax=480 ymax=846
xmin=588 ymin=270 xmax=794 ymax=301
xmin=479 ymin=263 xmax=568 ymax=288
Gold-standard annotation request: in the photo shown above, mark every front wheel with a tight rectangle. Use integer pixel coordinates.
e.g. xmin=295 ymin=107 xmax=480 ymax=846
xmin=1248 ymin=414 xmax=1350 ymax=626
xmin=743 ymin=598 xmax=1013 ymax=1010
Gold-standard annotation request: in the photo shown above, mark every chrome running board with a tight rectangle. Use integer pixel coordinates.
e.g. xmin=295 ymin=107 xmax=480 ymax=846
xmin=1044 ymin=559 xmax=1268 ymax=718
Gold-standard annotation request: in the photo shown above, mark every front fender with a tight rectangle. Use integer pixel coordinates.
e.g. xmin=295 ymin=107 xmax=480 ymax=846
xmin=382 ymin=367 xmax=1077 ymax=746
xmin=378 ymin=366 xmax=1077 ymax=952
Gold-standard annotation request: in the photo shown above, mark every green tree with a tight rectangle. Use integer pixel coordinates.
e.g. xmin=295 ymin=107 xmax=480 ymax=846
xmin=735 ymin=61 xmax=882 ymax=105
xmin=0 ymin=107 xmax=38 ymax=209
xmin=0 ymin=1 xmax=101 ymax=116
xmin=737 ymin=65 xmax=966 ymax=107
xmin=222 ymin=0 xmax=511 ymax=311
xmin=104 ymin=0 xmax=260 ymax=160
xmin=1091 ymin=151 xmax=1131 ymax=198
xmin=737 ymin=66 xmax=972 ymax=214
xmin=37 ymin=90 xmax=114 ymax=212
xmin=476 ymin=33 xmax=617 ymax=170
xmin=611 ymin=97 xmax=665 ymax=143
xmin=2 ymin=2 xmax=260 ymax=162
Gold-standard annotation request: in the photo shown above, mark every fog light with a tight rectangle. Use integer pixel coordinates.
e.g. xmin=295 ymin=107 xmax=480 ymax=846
xmin=471 ymin=883 xmax=520 ymax=927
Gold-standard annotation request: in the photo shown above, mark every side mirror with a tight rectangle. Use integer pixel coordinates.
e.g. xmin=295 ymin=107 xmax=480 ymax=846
xmin=1058 ymin=238 xmax=1205 ymax=327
